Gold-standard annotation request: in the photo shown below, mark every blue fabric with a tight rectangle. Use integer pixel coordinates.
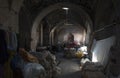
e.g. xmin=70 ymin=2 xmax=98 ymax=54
xmin=11 ymin=53 xmax=26 ymax=70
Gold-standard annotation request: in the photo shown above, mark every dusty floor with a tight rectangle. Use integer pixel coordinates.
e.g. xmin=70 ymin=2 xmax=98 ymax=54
xmin=56 ymin=52 xmax=81 ymax=78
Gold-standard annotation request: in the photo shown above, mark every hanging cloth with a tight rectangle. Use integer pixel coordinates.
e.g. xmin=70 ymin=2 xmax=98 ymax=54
xmin=0 ymin=29 xmax=9 ymax=64
xmin=4 ymin=31 xmax=18 ymax=78
xmin=6 ymin=31 xmax=17 ymax=51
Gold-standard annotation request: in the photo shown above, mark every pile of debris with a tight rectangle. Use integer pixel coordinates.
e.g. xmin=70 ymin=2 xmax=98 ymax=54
xmin=64 ymin=48 xmax=76 ymax=58
xmin=12 ymin=48 xmax=61 ymax=78
xmin=29 ymin=50 xmax=61 ymax=78
xmin=81 ymin=61 xmax=106 ymax=78
xmin=80 ymin=58 xmax=106 ymax=78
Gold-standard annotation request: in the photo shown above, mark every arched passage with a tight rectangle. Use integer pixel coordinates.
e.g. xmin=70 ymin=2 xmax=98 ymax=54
xmin=49 ymin=20 xmax=86 ymax=46
xmin=31 ymin=2 xmax=93 ymax=51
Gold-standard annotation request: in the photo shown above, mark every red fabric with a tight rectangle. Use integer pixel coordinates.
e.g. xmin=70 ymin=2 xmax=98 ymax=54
xmin=66 ymin=42 xmax=77 ymax=48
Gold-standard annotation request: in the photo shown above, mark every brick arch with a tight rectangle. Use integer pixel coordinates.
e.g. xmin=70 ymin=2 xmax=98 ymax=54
xmin=31 ymin=2 xmax=93 ymax=51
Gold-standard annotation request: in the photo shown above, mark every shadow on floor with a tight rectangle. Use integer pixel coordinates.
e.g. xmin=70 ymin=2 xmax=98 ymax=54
xmin=56 ymin=52 xmax=81 ymax=78
xmin=58 ymin=71 xmax=81 ymax=78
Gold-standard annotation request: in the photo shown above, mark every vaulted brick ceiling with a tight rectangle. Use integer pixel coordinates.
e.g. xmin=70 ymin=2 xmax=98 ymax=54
xmin=23 ymin=0 xmax=97 ymax=13
xmin=43 ymin=9 xmax=85 ymax=28
xmin=19 ymin=0 xmax=120 ymax=32
xmin=23 ymin=0 xmax=98 ymax=21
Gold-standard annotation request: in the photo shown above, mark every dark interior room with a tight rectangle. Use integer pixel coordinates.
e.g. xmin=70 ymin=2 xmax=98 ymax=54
xmin=0 ymin=0 xmax=120 ymax=78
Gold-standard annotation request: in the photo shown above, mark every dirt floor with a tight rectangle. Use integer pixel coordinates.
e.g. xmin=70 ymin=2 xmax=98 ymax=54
xmin=56 ymin=52 xmax=82 ymax=78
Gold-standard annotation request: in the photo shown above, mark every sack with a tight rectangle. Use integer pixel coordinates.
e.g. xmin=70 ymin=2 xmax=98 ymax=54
xmin=52 ymin=66 xmax=61 ymax=78
xmin=82 ymin=62 xmax=104 ymax=71
xmin=81 ymin=62 xmax=105 ymax=78
xmin=76 ymin=51 xmax=84 ymax=58
xmin=23 ymin=63 xmax=46 ymax=78
xmin=19 ymin=48 xmax=39 ymax=63
xmin=82 ymin=71 xmax=106 ymax=78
